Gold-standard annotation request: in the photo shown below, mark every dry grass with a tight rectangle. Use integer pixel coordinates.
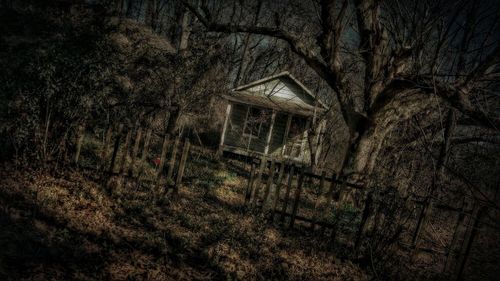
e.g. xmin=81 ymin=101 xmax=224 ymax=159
xmin=0 ymin=157 xmax=368 ymax=281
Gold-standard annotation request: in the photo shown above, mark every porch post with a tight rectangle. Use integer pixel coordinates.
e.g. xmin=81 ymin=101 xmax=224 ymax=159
xmin=281 ymin=114 xmax=293 ymax=156
xmin=314 ymin=119 xmax=326 ymax=165
xmin=299 ymin=119 xmax=310 ymax=161
xmin=218 ymin=103 xmax=232 ymax=156
xmin=264 ymin=110 xmax=277 ymax=155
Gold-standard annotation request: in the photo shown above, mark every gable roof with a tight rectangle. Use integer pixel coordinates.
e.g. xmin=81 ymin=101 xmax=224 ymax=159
xmin=233 ymin=71 xmax=328 ymax=109
xmin=223 ymin=72 xmax=328 ymax=117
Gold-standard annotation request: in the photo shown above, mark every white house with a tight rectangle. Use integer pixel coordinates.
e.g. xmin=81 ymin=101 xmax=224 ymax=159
xmin=219 ymin=71 xmax=327 ymax=165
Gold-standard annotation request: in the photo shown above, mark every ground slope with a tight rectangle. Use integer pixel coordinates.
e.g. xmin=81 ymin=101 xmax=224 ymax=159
xmin=0 ymin=161 xmax=367 ymax=281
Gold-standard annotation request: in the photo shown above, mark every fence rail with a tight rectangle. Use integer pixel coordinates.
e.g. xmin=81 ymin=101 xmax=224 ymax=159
xmin=242 ymin=156 xmax=493 ymax=281
xmin=73 ymin=123 xmax=191 ymax=195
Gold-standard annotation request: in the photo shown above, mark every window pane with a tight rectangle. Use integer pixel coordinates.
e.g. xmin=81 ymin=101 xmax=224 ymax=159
xmin=244 ymin=107 xmax=270 ymax=137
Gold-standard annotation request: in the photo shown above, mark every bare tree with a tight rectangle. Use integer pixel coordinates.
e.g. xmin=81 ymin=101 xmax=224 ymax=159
xmin=182 ymin=0 xmax=499 ymax=187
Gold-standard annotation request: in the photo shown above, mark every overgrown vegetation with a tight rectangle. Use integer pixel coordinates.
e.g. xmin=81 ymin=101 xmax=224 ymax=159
xmin=1 ymin=0 xmax=499 ymax=280
xmin=0 ymin=157 xmax=368 ymax=281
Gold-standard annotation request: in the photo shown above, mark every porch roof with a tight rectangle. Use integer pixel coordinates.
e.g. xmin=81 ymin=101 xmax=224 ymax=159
xmin=222 ymin=91 xmax=325 ymax=117
xmin=222 ymin=71 xmax=328 ymax=117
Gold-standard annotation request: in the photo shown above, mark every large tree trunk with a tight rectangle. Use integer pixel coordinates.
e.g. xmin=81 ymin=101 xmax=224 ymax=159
xmin=342 ymin=91 xmax=434 ymax=184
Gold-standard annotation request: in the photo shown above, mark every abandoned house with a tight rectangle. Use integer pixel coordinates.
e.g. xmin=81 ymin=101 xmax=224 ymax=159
xmin=219 ymin=71 xmax=327 ymax=165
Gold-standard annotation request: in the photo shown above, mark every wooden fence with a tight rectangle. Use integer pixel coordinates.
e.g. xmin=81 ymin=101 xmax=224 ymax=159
xmin=243 ymin=156 xmax=494 ymax=281
xmin=71 ymin=123 xmax=494 ymax=280
xmin=244 ymin=157 xmax=363 ymax=231
xmin=73 ymin=123 xmax=191 ymax=195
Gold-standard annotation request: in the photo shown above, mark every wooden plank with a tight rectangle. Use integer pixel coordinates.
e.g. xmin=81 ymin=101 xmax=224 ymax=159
xmin=264 ymin=110 xmax=277 ymax=154
xmin=411 ymin=199 xmax=472 ymax=214
xmin=245 ymin=162 xmax=256 ymax=205
xmin=314 ymin=119 xmax=326 ymax=165
xmin=321 ymin=172 xmax=338 ymax=233
xmin=303 ymin=171 xmax=363 ymax=190
xmin=100 ymin=125 xmax=113 ymax=171
xmin=412 ymin=199 xmax=433 ymax=248
xmin=281 ymin=114 xmax=292 ymax=156
xmin=272 ymin=160 xmax=287 ymax=220
xmin=310 ymin=170 xmax=326 ymax=230
xmin=174 ymin=140 xmax=190 ymax=195
xmin=261 ymin=158 xmax=276 ymax=210
xmin=166 ymin=136 xmax=180 ymax=181
xmin=241 ymin=105 xmax=251 ymax=149
xmin=251 ymin=156 xmax=267 ymax=207
xmin=399 ymin=242 xmax=448 ymax=255
xmin=298 ymin=120 xmax=309 ymax=161
xmin=119 ymin=127 xmax=132 ymax=175
xmin=74 ymin=123 xmax=85 ymax=166
xmin=129 ymin=125 xmax=143 ymax=176
xmin=280 ymin=165 xmax=295 ymax=223
xmin=354 ymin=190 xmax=375 ymax=251
xmin=444 ymin=200 xmax=466 ymax=273
xmin=218 ymin=103 xmax=232 ymax=155
xmin=156 ymin=134 xmax=171 ymax=179
xmin=274 ymin=210 xmax=335 ymax=229
xmin=453 ymin=206 xmax=485 ymax=281
xmin=140 ymin=127 xmax=152 ymax=162
xmin=108 ymin=124 xmax=124 ymax=174
xmin=289 ymin=167 xmax=305 ymax=229
xmin=222 ymin=145 xmax=310 ymax=166
xmin=137 ymin=127 xmax=152 ymax=178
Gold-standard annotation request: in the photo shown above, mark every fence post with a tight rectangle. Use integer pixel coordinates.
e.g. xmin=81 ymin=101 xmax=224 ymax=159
xmin=444 ymin=200 xmax=466 ymax=273
xmin=261 ymin=159 xmax=276 ymax=211
xmin=166 ymin=136 xmax=180 ymax=182
xmin=245 ymin=162 xmax=256 ymax=205
xmin=174 ymin=140 xmax=190 ymax=195
xmin=100 ymin=125 xmax=113 ymax=171
xmin=289 ymin=167 xmax=305 ymax=229
xmin=108 ymin=124 xmax=124 ymax=174
xmin=137 ymin=128 xmax=153 ymax=178
xmin=310 ymin=170 xmax=326 ymax=230
xmin=320 ymin=172 xmax=337 ymax=233
xmin=453 ymin=205 xmax=485 ymax=281
xmin=156 ymin=133 xmax=171 ymax=180
xmin=272 ymin=160 xmax=286 ymax=220
xmin=281 ymin=165 xmax=295 ymax=223
xmin=251 ymin=156 xmax=267 ymax=207
xmin=119 ymin=127 xmax=132 ymax=175
xmin=140 ymin=127 xmax=152 ymax=163
xmin=129 ymin=125 xmax=142 ymax=176
xmin=354 ymin=190 xmax=374 ymax=252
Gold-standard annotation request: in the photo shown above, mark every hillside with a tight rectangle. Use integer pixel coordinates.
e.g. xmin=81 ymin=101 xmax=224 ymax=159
xmin=0 ymin=159 xmax=367 ymax=281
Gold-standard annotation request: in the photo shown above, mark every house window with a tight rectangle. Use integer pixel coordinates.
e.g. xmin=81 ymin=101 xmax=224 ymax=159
xmin=243 ymin=107 xmax=269 ymax=138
